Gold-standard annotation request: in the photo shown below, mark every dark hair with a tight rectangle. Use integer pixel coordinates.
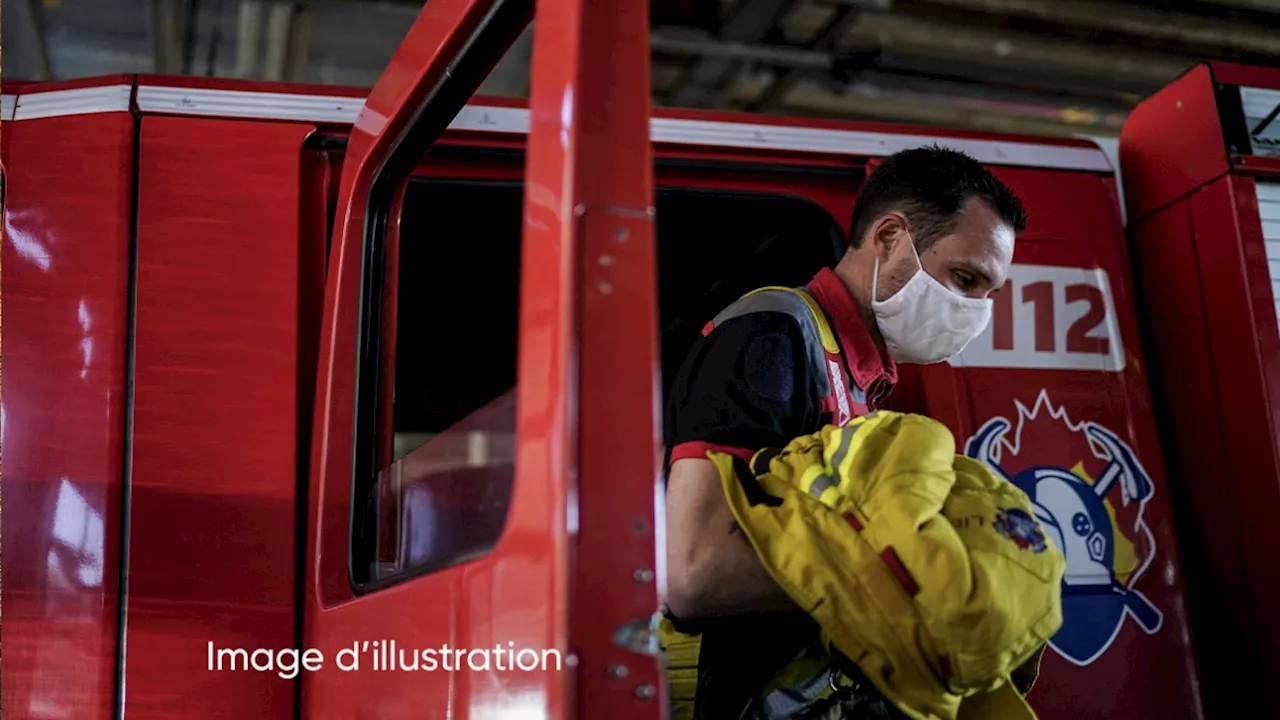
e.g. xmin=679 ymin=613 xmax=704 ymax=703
xmin=847 ymin=145 xmax=1028 ymax=251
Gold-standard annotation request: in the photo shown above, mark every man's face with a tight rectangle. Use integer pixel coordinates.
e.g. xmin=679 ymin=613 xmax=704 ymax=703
xmin=876 ymin=197 xmax=1016 ymax=302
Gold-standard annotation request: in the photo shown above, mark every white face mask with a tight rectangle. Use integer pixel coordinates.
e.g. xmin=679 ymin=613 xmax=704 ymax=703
xmin=871 ymin=240 xmax=992 ymax=365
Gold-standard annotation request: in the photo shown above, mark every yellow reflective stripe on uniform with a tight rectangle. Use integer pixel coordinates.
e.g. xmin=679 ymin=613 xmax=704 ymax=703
xmin=824 ymin=425 xmax=859 ymax=486
xmin=829 ymin=416 xmax=879 ymax=496
xmin=800 ymin=464 xmax=835 ymax=502
xmin=741 ymin=286 xmax=841 ymax=355
xmin=656 ymin=616 xmax=700 ymax=720
xmin=792 ymin=424 xmax=867 ymax=510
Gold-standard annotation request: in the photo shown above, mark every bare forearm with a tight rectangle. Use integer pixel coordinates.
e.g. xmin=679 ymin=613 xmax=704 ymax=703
xmin=664 ymin=458 xmax=797 ymax=619
xmin=682 ymin=522 xmax=795 ymax=617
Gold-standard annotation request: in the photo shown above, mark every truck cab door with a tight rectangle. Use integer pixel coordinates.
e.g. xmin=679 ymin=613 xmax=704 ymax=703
xmin=303 ymin=1 xmax=663 ymax=718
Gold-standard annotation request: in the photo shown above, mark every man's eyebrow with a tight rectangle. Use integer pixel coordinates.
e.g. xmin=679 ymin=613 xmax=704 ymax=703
xmin=962 ymin=260 xmax=996 ymax=287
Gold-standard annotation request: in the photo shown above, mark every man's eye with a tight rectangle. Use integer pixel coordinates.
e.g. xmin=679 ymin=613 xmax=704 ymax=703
xmin=954 ymin=272 xmax=976 ymax=290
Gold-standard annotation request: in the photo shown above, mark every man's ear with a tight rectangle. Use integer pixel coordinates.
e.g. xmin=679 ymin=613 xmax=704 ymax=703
xmin=870 ymin=212 xmax=909 ymax=257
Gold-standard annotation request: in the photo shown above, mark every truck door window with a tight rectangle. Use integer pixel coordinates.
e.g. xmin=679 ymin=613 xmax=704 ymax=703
xmin=350 ymin=177 xmax=843 ymax=591
xmin=352 ymin=178 xmax=522 ymax=589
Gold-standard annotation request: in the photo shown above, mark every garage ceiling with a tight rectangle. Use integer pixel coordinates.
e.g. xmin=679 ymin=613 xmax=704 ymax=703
xmin=6 ymin=0 xmax=1280 ymax=136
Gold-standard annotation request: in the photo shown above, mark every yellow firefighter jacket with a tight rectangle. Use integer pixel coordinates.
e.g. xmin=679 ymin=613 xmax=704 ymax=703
xmin=661 ymin=410 xmax=1066 ymax=720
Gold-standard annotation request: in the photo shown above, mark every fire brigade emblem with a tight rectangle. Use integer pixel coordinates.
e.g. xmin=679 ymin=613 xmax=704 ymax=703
xmin=963 ymin=390 xmax=1164 ymax=666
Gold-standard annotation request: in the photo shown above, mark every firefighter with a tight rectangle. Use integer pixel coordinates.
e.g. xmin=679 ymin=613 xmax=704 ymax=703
xmin=661 ymin=145 xmax=1028 ymax=718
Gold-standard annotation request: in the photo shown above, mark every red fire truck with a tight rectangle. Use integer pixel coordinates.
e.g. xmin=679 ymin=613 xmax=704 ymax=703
xmin=5 ymin=0 xmax=1280 ymax=718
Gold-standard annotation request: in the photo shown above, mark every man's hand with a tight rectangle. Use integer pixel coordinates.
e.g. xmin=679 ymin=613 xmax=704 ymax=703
xmin=664 ymin=457 xmax=797 ymax=620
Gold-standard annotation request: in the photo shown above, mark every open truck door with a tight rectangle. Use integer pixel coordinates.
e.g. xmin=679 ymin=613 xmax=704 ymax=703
xmin=302 ymin=1 xmax=664 ymax=717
